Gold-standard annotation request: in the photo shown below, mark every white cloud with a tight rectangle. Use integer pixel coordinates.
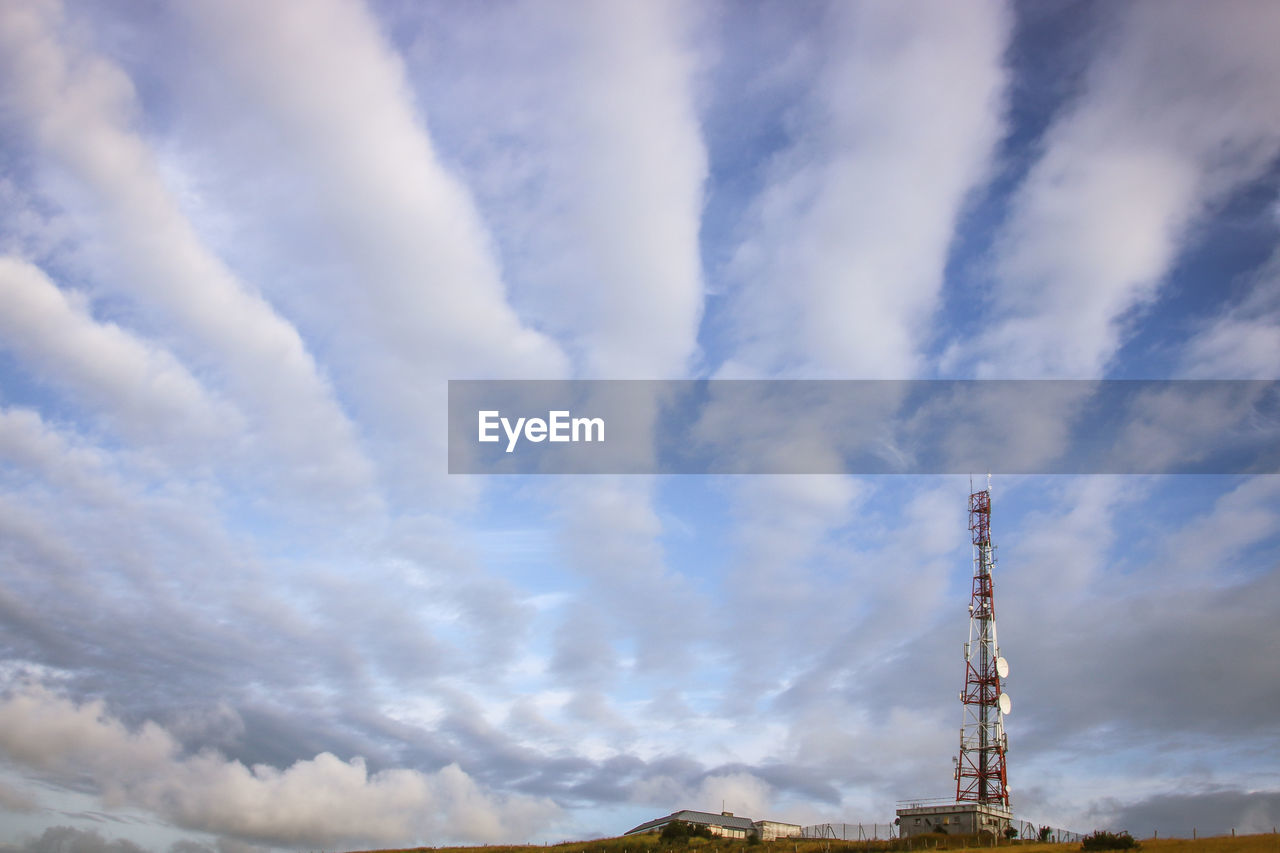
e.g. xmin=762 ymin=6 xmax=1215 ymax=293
xmin=1106 ymin=382 xmax=1278 ymax=474
xmin=784 ymin=703 xmax=954 ymax=811
xmin=410 ymin=0 xmax=708 ymax=378
xmin=722 ymin=0 xmax=1010 ymax=378
xmin=0 ymin=685 xmax=561 ymax=848
xmin=546 ymin=0 xmax=707 ymax=378
xmin=0 ymin=257 xmax=237 ymax=447
xmin=0 ymin=407 xmax=103 ymax=495
xmin=695 ymin=772 xmax=774 ymax=819
xmin=181 ymin=5 xmax=562 ymax=364
xmin=1181 ymin=249 xmax=1280 ymax=378
xmin=148 ymin=0 xmax=581 ymax=507
xmin=715 ymin=475 xmax=869 ymax=710
xmin=975 ymin=0 xmax=1280 ymax=378
xmin=999 ymin=477 xmax=1135 ymax=608
xmin=548 ymin=476 xmax=706 ymax=676
xmin=1152 ymin=476 xmax=1280 ymax=588
xmin=0 ymin=779 xmax=39 ymax=814
xmin=0 ymin=0 xmax=375 ymax=501
xmin=630 ymin=770 xmax=774 ymax=819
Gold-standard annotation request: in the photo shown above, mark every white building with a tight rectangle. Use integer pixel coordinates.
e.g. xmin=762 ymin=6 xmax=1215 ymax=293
xmin=754 ymin=820 xmax=804 ymax=841
xmin=895 ymin=802 xmax=1012 ymax=839
xmin=624 ymin=810 xmax=802 ymax=841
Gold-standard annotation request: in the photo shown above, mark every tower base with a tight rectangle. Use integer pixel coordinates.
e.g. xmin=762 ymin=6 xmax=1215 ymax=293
xmin=896 ymin=803 xmax=1012 ymax=839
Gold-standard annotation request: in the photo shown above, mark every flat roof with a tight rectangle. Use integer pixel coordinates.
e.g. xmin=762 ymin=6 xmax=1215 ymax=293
xmin=896 ymin=803 xmax=1012 ymax=819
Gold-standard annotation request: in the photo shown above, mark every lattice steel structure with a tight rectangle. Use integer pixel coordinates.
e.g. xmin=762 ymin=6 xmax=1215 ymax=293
xmin=955 ymin=478 xmax=1010 ymax=807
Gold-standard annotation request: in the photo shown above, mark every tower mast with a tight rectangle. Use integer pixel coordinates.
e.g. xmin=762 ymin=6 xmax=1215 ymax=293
xmin=955 ymin=476 xmax=1010 ymax=807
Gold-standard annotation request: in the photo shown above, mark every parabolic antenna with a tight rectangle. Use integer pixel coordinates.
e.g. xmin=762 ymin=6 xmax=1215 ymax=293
xmin=999 ymin=692 xmax=1012 ymax=715
xmin=996 ymin=656 xmax=1009 ymax=678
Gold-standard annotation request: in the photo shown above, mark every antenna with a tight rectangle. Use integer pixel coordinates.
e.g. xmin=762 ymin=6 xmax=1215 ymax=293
xmin=955 ymin=480 xmax=1011 ymax=808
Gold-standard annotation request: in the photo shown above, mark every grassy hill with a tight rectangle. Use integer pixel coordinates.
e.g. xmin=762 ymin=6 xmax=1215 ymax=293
xmin=354 ymin=832 xmax=1280 ymax=853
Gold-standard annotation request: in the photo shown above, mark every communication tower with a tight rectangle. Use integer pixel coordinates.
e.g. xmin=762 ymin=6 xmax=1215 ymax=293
xmin=955 ymin=476 xmax=1010 ymax=808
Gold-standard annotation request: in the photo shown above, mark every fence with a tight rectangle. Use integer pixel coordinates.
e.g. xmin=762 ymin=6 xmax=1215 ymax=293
xmin=802 ymin=819 xmax=1082 ymax=844
xmin=802 ymin=824 xmax=899 ymax=841
xmin=1010 ymin=820 xmax=1083 ymax=843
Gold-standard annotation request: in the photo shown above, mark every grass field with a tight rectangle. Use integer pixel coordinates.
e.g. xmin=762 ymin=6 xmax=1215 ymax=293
xmin=354 ymin=831 xmax=1280 ymax=853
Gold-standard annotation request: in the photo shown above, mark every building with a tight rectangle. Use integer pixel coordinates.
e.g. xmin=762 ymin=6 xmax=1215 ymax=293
xmin=624 ymin=810 xmax=802 ymax=841
xmin=895 ymin=802 xmax=1012 ymax=839
xmin=625 ymin=810 xmax=756 ymax=839
xmin=753 ymin=820 xmax=804 ymax=842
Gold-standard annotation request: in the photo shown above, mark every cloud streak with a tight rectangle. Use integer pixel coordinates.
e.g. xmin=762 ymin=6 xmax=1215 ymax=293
xmin=976 ymin=0 xmax=1280 ymax=377
xmin=0 ymin=0 xmax=374 ymax=502
xmin=0 ymin=257 xmax=236 ymax=447
xmin=722 ymin=0 xmax=1010 ymax=378
xmin=408 ymin=0 xmax=709 ymax=379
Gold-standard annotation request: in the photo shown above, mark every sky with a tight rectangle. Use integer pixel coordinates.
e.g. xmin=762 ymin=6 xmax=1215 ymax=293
xmin=0 ymin=0 xmax=1279 ymax=851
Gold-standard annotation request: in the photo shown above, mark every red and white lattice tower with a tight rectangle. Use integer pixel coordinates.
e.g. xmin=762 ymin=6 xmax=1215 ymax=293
xmin=955 ymin=476 xmax=1010 ymax=808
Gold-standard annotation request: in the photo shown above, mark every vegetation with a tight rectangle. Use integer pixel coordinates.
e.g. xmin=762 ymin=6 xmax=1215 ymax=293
xmin=353 ymin=830 xmax=1280 ymax=853
xmin=661 ymin=823 xmax=715 ymax=844
xmin=1082 ymin=832 xmax=1139 ymax=851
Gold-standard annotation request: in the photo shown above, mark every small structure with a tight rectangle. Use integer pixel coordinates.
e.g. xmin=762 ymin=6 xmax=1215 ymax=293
xmin=895 ymin=802 xmax=1012 ymax=839
xmin=754 ymin=820 xmax=804 ymax=841
xmin=624 ymin=810 xmax=801 ymax=841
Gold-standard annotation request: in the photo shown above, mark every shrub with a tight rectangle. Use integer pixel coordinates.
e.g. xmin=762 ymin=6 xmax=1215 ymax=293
xmin=660 ymin=822 xmax=713 ymax=844
xmin=1081 ymin=831 xmax=1138 ymax=851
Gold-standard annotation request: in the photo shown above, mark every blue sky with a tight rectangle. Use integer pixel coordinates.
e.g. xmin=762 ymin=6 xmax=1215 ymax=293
xmin=0 ymin=1 xmax=1278 ymax=851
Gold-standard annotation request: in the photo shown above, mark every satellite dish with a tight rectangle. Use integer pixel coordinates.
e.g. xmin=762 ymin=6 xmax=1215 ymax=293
xmin=996 ymin=656 xmax=1009 ymax=678
xmin=999 ymin=692 xmax=1012 ymax=715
